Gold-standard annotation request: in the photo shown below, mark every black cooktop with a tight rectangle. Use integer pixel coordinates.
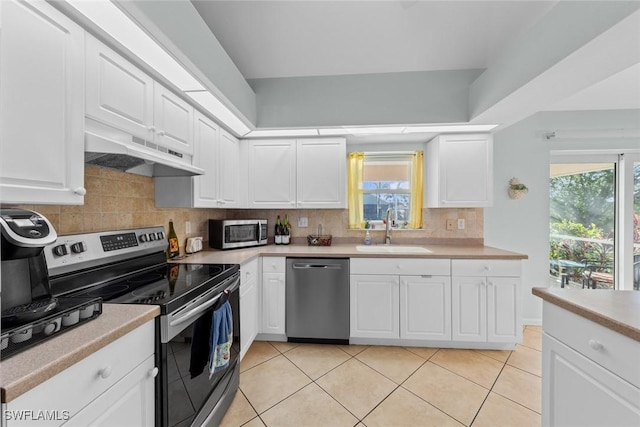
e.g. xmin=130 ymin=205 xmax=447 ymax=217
xmin=67 ymin=262 xmax=238 ymax=314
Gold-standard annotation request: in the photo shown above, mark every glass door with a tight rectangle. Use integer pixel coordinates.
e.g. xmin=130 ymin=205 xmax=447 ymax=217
xmin=550 ymin=152 xmax=640 ymax=291
xmin=549 ymin=157 xmax=616 ymax=289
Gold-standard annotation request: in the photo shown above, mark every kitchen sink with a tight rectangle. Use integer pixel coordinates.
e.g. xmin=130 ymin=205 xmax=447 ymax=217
xmin=355 ymin=245 xmax=432 ymax=254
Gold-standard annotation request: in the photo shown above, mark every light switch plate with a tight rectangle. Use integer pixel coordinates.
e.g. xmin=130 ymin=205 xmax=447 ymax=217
xmin=298 ymin=217 xmax=309 ymax=227
xmin=457 ymin=219 xmax=465 ymax=230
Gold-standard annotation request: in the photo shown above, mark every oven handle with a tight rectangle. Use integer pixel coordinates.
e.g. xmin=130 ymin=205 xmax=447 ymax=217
xmin=169 ymin=273 xmax=240 ymax=328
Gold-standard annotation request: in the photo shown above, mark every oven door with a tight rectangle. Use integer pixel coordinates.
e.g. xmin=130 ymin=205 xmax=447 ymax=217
xmin=158 ymin=272 xmax=240 ymax=427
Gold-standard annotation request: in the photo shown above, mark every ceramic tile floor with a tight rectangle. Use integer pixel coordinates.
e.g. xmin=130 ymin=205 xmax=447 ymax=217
xmin=221 ymin=326 xmax=542 ymax=427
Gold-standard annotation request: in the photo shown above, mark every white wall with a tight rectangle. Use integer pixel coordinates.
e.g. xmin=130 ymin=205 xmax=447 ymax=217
xmin=485 ymin=115 xmax=550 ymax=324
xmin=486 ymin=109 xmax=640 ymax=324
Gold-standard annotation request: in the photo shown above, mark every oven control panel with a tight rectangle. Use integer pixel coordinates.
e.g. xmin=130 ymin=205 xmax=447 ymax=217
xmin=46 ymin=226 xmax=168 ymax=276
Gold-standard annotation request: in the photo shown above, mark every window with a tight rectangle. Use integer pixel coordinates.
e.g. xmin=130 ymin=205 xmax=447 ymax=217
xmin=348 ymin=151 xmax=423 ymax=229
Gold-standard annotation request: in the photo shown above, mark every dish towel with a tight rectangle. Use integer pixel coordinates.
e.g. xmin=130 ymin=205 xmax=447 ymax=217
xmin=208 ymin=300 xmax=233 ymax=378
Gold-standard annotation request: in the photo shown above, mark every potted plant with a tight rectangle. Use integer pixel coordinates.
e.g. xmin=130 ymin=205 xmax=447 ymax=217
xmin=508 ymin=178 xmax=528 ymax=199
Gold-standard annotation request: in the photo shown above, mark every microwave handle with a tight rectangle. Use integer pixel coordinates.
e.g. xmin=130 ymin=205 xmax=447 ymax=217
xmin=258 ymin=221 xmax=263 ymax=242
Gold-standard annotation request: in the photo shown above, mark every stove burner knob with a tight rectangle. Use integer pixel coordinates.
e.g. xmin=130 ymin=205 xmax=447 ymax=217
xmin=71 ymin=241 xmax=87 ymax=254
xmin=139 ymin=234 xmax=149 ymax=243
xmin=156 ymin=231 xmax=165 ymax=240
xmin=52 ymin=244 xmax=69 ymax=257
xmin=149 ymin=233 xmax=157 ymax=241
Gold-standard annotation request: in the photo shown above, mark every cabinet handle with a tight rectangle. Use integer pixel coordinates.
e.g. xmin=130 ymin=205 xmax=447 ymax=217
xmin=396 ymin=264 xmax=403 ymax=269
xmin=148 ymin=126 xmax=156 ymax=133
xmin=588 ymin=339 xmax=604 ymax=351
xmin=487 ymin=281 xmax=494 ymax=286
xmin=484 ymin=265 xmax=491 ymax=272
xmin=148 ymin=367 xmax=159 ymax=378
xmin=158 ymin=130 xmax=166 ymax=137
xmin=73 ymin=187 xmax=87 ymax=196
xmin=480 ymin=281 xmax=487 ymax=287
xmin=98 ymin=365 xmax=112 ymax=379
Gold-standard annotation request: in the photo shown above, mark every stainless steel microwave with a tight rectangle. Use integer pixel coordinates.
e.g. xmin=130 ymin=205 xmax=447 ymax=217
xmin=208 ymin=219 xmax=268 ymax=250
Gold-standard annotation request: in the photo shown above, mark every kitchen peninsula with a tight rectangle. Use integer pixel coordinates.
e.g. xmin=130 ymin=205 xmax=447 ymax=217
xmin=533 ymin=288 xmax=640 ymax=426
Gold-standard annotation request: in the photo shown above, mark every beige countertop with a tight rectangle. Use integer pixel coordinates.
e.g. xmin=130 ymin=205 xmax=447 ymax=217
xmin=175 ymin=243 xmax=527 ymax=265
xmin=532 ymin=288 xmax=640 ymax=342
xmin=0 ymin=304 xmax=159 ymax=403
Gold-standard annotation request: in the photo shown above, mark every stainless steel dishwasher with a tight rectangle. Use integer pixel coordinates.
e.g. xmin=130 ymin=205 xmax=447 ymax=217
xmin=286 ymin=258 xmax=349 ymax=344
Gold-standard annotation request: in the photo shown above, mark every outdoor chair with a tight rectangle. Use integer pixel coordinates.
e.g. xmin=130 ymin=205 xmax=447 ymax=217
xmin=581 ymin=259 xmax=614 ymax=289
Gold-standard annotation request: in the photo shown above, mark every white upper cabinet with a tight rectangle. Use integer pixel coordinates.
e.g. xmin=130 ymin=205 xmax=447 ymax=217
xmin=155 ymin=115 xmax=245 ymax=208
xmin=85 ymin=34 xmax=154 ymax=141
xmin=425 ymin=133 xmax=493 ymax=208
xmin=247 ymin=138 xmax=346 ymax=209
xmin=218 ymin=129 xmax=244 ymax=208
xmin=247 ymin=140 xmax=297 ymax=208
xmin=153 ymin=84 xmax=194 ymax=155
xmin=85 ymin=35 xmax=194 ymax=156
xmin=297 ymin=138 xmax=346 ymax=208
xmin=0 ymin=0 xmax=85 ymax=205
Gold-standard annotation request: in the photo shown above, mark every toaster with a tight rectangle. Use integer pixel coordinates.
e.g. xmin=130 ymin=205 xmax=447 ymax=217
xmin=185 ymin=237 xmax=203 ymax=254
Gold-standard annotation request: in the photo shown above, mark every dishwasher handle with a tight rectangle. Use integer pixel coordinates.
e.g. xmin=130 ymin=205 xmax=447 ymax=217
xmin=292 ymin=263 xmax=343 ymax=270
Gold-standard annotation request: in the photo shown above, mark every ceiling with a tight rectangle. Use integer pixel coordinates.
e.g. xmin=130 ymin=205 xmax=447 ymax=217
xmin=192 ymin=0 xmax=640 ymax=119
xmin=192 ymin=0 xmax=556 ymax=79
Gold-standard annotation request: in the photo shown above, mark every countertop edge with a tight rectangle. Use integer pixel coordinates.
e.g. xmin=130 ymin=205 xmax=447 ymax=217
xmin=177 ymin=244 xmax=528 ymax=264
xmin=532 ymin=287 xmax=640 ymax=342
xmin=1 ymin=304 xmax=160 ymax=403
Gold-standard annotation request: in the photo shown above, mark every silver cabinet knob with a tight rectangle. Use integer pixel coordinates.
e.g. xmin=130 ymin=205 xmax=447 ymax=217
xmin=73 ymin=187 xmax=87 ymax=196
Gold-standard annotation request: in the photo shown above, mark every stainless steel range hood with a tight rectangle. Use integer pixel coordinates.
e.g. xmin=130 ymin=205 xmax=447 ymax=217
xmin=84 ymin=120 xmax=204 ymax=177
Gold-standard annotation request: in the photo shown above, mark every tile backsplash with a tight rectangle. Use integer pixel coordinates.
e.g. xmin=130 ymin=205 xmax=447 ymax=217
xmin=10 ymin=165 xmax=483 ymax=251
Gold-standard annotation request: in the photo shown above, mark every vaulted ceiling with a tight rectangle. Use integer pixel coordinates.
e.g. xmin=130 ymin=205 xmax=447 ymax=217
xmin=121 ymin=1 xmax=640 ymax=134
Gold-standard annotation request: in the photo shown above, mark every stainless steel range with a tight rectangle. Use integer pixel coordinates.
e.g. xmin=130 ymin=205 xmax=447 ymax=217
xmin=45 ymin=226 xmax=241 ymax=427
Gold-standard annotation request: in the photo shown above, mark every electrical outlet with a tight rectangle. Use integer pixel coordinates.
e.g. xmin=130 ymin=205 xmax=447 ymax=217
xmin=457 ymin=218 xmax=465 ymax=230
xmin=446 ymin=219 xmax=455 ymax=230
xmin=185 ymin=221 xmax=191 ymax=234
xmin=297 ymin=217 xmax=309 ymax=228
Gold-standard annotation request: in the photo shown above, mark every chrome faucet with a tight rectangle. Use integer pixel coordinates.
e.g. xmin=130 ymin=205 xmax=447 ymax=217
xmin=384 ymin=208 xmax=393 ymax=245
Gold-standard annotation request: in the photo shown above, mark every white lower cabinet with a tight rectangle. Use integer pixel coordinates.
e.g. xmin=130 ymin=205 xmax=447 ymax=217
xmin=3 ymin=321 xmax=156 ymax=427
xmin=542 ymin=303 xmax=640 ymax=426
xmin=261 ymin=258 xmax=286 ymax=336
xmin=401 ymin=275 xmax=451 ymax=340
xmin=451 ymin=260 xmax=521 ymax=344
xmin=350 ymin=258 xmax=451 ymax=342
xmin=240 ymin=257 xmax=259 ymax=359
xmin=350 ymin=275 xmax=400 ymax=339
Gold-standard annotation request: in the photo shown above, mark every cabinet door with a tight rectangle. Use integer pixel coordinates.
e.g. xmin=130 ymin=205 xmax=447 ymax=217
xmin=247 ymin=140 xmax=297 ymax=208
xmin=426 ymin=134 xmax=493 ymax=208
xmin=350 ymin=275 xmax=399 ymax=339
xmin=240 ymin=258 xmax=259 ymax=359
xmin=192 ymin=111 xmax=219 ymax=207
xmin=240 ymin=276 xmax=258 ymax=359
xmin=153 ymin=83 xmax=194 ymax=155
xmin=64 ymin=356 xmax=156 ymax=427
xmin=543 ymin=334 xmax=640 ymax=427
xmin=400 ymin=275 xmax=451 ymax=341
xmin=219 ymin=129 xmax=243 ymax=208
xmin=85 ymin=35 xmax=154 ymax=141
xmin=451 ymin=277 xmax=487 ymax=342
xmin=487 ymin=276 xmax=522 ymax=342
xmin=0 ymin=0 xmax=85 ymax=204
xmin=297 ymin=138 xmax=346 ymax=208
xmin=261 ymin=272 xmax=285 ymax=335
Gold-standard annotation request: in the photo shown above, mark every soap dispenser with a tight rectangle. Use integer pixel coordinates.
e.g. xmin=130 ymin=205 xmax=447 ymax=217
xmin=363 ymin=229 xmax=372 ymax=245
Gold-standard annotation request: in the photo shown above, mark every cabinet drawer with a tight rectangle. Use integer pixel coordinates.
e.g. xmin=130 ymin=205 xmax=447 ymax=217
xmin=543 ymin=303 xmax=640 ymax=389
xmin=263 ymin=257 xmax=286 ymax=274
xmin=7 ymin=321 xmax=154 ymax=425
xmin=451 ymin=259 xmax=521 ymax=277
xmin=351 ymin=258 xmax=450 ymax=276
